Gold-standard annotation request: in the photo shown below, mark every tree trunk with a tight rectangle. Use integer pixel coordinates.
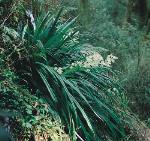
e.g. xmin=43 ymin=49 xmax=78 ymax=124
xmin=124 ymin=0 xmax=135 ymax=23
xmin=79 ymin=0 xmax=90 ymax=26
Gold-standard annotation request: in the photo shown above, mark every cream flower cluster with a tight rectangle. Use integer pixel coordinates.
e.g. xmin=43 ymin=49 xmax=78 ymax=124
xmin=54 ymin=67 xmax=63 ymax=74
xmin=104 ymin=54 xmax=118 ymax=67
xmin=70 ymin=52 xmax=118 ymax=68
xmin=54 ymin=52 xmax=118 ymax=74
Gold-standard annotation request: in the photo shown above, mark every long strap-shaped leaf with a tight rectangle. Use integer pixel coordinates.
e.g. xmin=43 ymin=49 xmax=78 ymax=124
xmin=36 ymin=62 xmax=94 ymax=133
xmin=37 ymin=70 xmax=58 ymax=102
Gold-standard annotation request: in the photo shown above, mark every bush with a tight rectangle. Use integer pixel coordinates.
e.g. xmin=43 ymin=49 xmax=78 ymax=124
xmin=0 ymin=1 xmax=130 ymax=140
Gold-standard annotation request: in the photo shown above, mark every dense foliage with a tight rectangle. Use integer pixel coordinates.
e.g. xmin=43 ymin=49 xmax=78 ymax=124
xmin=0 ymin=0 xmax=150 ymax=141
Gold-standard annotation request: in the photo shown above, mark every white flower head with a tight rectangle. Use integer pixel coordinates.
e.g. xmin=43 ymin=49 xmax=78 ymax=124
xmin=57 ymin=67 xmax=63 ymax=74
xmin=54 ymin=67 xmax=63 ymax=74
xmin=104 ymin=54 xmax=118 ymax=67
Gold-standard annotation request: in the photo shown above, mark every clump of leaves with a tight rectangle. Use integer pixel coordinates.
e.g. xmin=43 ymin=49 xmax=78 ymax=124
xmin=0 ymin=1 xmax=132 ymax=140
xmin=2 ymin=8 xmax=130 ymax=140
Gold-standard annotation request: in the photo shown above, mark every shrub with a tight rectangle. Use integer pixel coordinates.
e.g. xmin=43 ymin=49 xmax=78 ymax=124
xmin=0 ymin=3 xmax=130 ymax=140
